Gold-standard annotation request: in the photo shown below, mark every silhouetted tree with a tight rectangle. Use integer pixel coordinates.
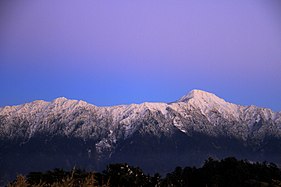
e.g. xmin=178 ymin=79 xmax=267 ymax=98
xmin=8 ymin=157 xmax=281 ymax=187
xmin=103 ymin=163 xmax=150 ymax=187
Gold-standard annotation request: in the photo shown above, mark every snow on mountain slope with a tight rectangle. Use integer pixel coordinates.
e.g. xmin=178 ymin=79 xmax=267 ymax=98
xmin=178 ymin=89 xmax=242 ymax=119
xmin=1 ymin=90 xmax=281 ymax=153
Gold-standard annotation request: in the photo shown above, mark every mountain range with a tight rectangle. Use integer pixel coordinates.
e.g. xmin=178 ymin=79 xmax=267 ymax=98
xmin=1 ymin=90 xmax=281 ymax=184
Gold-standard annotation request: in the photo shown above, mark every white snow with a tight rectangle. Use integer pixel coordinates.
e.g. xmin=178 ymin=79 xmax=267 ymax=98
xmin=178 ymin=90 xmax=241 ymax=120
xmin=0 ymin=89 xmax=280 ymax=153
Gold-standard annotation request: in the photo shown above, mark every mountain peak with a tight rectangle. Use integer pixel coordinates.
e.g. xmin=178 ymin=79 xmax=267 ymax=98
xmin=178 ymin=89 xmax=222 ymax=103
xmin=177 ymin=89 xmax=241 ymax=117
xmin=52 ymin=97 xmax=68 ymax=103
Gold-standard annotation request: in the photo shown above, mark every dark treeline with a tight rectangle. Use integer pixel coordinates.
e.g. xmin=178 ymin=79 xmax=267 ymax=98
xmin=8 ymin=157 xmax=281 ymax=187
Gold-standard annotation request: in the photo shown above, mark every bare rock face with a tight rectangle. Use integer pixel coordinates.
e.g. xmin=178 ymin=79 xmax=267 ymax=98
xmin=1 ymin=90 xmax=281 ymax=184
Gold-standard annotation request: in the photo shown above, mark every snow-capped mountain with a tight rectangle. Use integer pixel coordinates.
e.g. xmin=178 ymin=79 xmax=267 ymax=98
xmin=1 ymin=90 xmax=281 ymax=183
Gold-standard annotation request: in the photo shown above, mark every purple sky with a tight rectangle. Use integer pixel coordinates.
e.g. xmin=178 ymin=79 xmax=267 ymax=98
xmin=1 ymin=0 xmax=281 ymax=111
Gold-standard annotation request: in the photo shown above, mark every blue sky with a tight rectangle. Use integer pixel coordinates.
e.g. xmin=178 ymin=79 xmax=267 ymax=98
xmin=0 ymin=0 xmax=281 ymax=111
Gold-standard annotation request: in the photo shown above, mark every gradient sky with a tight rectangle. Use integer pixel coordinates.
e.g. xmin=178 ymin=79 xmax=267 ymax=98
xmin=0 ymin=0 xmax=281 ymax=111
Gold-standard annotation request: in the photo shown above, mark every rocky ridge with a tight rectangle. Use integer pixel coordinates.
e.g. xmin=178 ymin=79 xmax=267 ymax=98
xmin=1 ymin=89 xmax=281 ymax=183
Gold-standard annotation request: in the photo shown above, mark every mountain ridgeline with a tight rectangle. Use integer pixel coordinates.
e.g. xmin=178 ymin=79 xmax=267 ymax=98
xmin=1 ymin=90 xmax=281 ymax=183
